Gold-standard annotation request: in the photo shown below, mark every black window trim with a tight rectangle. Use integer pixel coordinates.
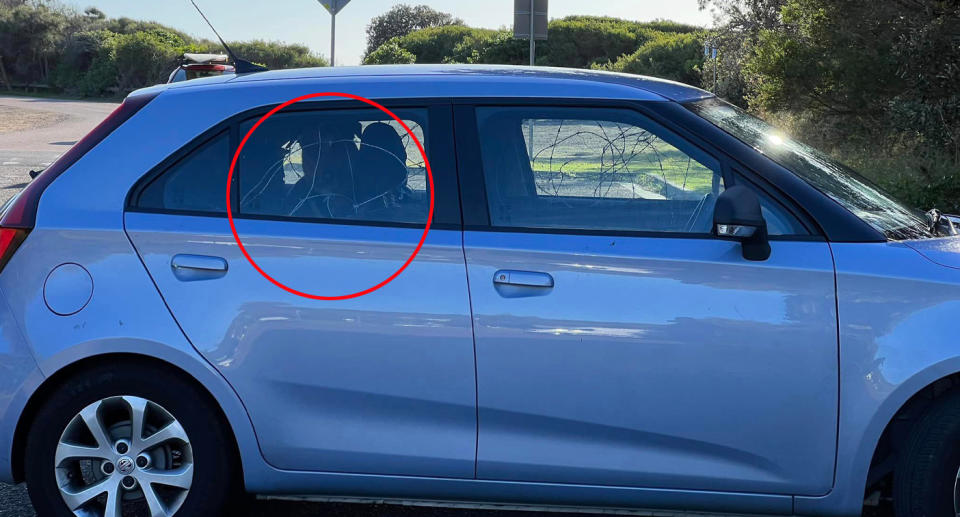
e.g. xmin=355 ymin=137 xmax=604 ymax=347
xmin=126 ymin=98 xmax=462 ymax=231
xmin=453 ymin=97 xmax=825 ymax=242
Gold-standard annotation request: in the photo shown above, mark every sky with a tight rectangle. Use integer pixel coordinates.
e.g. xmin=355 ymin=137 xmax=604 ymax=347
xmin=64 ymin=0 xmax=715 ymax=66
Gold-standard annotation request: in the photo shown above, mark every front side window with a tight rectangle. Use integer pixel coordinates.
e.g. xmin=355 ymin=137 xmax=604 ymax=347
xmin=687 ymin=97 xmax=933 ymax=240
xmin=239 ymin=108 xmax=429 ymax=225
xmin=476 ymin=107 xmax=725 ymax=234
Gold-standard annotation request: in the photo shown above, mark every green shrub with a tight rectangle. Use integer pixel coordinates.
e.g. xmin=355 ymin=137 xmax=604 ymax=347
xmin=363 ymin=15 xmax=706 ymax=72
xmin=599 ymin=31 xmax=706 ymax=84
xmin=537 ymin=17 xmax=660 ymax=68
xmin=364 ymin=40 xmax=417 ymax=65
xmin=762 ymin=110 xmax=960 ymax=213
xmin=0 ymin=3 xmax=328 ymax=97
xmin=393 ymin=25 xmax=483 ymax=64
xmin=227 ymin=40 xmax=327 ymax=69
xmin=51 ymin=29 xmax=120 ymax=96
xmin=113 ymin=30 xmax=194 ymax=92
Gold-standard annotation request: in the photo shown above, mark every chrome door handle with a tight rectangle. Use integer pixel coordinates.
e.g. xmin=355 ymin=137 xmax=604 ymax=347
xmin=493 ymin=270 xmax=554 ymax=288
xmin=171 ymin=254 xmax=228 ymax=272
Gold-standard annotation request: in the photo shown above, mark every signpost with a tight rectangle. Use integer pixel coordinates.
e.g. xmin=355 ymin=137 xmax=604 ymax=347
xmin=514 ymin=0 xmax=547 ymax=155
xmin=514 ymin=0 xmax=548 ymax=66
xmin=318 ymin=0 xmax=352 ymax=66
xmin=704 ymin=40 xmax=718 ymax=91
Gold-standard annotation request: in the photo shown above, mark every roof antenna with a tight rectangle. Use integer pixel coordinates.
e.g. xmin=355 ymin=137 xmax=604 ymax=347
xmin=190 ymin=0 xmax=268 ymax=74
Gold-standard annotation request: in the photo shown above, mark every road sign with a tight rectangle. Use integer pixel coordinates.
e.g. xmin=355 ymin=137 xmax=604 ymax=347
xmin=514 ymin=0 xmax=548 ymax=40
xmin=318 ymin=0 xmax=351 ymax=15
xmin=317 ymin=0 xmax=351 ymax=66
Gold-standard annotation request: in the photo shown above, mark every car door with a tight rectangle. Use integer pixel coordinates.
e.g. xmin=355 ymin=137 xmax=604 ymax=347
xmin=455 ymin=103 xmax=838 ymax=496
xmin=124 ymin=102 xmax=478 ymax=478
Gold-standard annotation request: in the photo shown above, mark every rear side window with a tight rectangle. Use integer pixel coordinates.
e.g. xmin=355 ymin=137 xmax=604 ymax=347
xmin=238 ymin=108 xmax=429 ymax=224
xmin=476 ymin=107 xmax=724 ymax=234
xmin=132 ymin=108 xmax=431 ymax=226
xmin=137 ymin=131 xmax=229 ymax=213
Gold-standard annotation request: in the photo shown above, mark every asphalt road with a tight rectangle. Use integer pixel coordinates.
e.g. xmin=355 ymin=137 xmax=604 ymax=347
xmin=0 ymin=95 xmax=617 ymax=517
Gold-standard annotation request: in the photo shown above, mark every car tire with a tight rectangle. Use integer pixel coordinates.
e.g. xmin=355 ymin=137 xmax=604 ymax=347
xmin=24 ymin=360 xmax=239 ymax=517
xmin=894 ymin=390 xmax=960 ymax=517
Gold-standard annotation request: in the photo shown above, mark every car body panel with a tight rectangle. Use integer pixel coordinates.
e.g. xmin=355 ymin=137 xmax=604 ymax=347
xmin=243 ymin=468 xmax=793 ymax=515
xmin=0 ymin=225 xmax=266 ymax=485
xmin=796 ymin=239 xmax=960 ymax=515
xmin=124 ymin=213 xmax=478 ymax=477
xmin=221 ymin=65 xmax=711 ymax=102
xmin=905 ymin=236 xmax=960 ymax=269
xmin=1 ymin=66 xmax=960 ymax=516
xmin=0 ymin=285 xmax=42 ymax=482
xmin=463 ymin=231 xmax=838 ymax=496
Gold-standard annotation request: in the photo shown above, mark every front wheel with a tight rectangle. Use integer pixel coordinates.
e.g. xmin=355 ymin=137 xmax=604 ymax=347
xmin=894 ymin=391 xmax=960 ymax=517
xmin=24 ymin=361 xmax=238 ymax=517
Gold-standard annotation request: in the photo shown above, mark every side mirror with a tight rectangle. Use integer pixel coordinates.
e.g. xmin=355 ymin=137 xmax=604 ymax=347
xmin=713 ymin=186 xmax=771 ymax=261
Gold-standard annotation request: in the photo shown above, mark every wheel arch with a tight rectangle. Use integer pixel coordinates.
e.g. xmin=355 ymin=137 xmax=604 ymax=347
xmin=11 ymin=350 xmax=261 ymax=487
xmin=865 ymin=369 xmax=960 ymax=498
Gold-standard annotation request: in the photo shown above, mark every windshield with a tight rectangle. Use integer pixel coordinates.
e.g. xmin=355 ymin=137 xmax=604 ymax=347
xmin=686 ymin=97 xmax=934 ymax=240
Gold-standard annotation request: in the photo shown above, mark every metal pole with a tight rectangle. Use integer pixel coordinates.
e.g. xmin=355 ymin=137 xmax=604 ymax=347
xmin=529 ymin=0 xmax=535 ymax=66
xmin=330 ymin=12 xmax=336 ymax=66
xmin=713 ymin=51 xmax=717 ymax=91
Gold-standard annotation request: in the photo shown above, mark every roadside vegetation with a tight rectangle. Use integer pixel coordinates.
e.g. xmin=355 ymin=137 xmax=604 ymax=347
xmin=0 ymin=0 xmax=327 ymax=97
xmin=697 ymin=0 xmax=960 ymax=214
xmin=0 ymin=0 xmax=957 ymax=213
xmin=364 ymin=2 xmax=960 ymax=214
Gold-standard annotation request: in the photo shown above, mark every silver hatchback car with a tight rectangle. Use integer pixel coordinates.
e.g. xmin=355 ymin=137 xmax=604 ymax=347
xmin=2 ymin=65 xmax=960 ymax=517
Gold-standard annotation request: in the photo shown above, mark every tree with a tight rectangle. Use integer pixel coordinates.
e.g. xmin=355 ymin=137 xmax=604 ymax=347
xmin=695 ymin=0 xmax=787 ymax=104
xmin=83 ymin=7 xmax=105 ymax=20
xmin=364 ymin=4 xmax=463 ymax=58
xmin=0 ymin=3 xmax=67 ymax=84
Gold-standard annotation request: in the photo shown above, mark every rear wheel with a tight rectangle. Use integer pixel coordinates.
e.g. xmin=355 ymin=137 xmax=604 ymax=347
xmin=24 ymin=361 xmax=238 ymax=517
xmin=894 ymin=391 xmax=960 ymax=517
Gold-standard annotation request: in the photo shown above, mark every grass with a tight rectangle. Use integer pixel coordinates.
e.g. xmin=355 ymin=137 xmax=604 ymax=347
xmin=764 ymin=110 xmax=960 ymax=214
xmin=526 ymin=123 xmax=718 ymax=195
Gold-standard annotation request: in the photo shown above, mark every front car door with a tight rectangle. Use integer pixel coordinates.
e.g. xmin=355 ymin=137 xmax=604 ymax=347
xmin=455 ymin=102 xmax=838 ymax=496
xmin=124 ymin=101 xmax=478 ymax=478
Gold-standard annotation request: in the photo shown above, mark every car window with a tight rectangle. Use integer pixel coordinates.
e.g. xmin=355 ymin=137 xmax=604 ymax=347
xmin=238 ymin=108 xmax=429 ymax=225
xmin=734 ymin=173 xmax=811 ymax=236
xmin=137 ymin=131 xmax=229 ymax=213
xmin=476 ymin=107 xmax=725 ymax=234
xmin=687 ymin=97 xmax=929 ymax=240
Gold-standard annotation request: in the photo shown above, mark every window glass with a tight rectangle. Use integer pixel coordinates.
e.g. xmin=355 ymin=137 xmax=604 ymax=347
xmin=687 ymin=98 xmax=929 ymax=240
xmin=138 ymin=131 xmax=229 ymax=212
xmin=476 ymin=107 xmax=724 ymax=233
xmin=238 ymin=109 xmax=429 ymax=225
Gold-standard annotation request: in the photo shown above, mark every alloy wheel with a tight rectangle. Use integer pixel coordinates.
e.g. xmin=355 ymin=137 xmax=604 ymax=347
xmin=54 ymin=395 xmax=193 ymax=517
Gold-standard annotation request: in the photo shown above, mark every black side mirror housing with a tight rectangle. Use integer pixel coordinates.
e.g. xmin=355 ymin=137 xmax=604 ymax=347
xmin=713 ymin=186 xmax=771 ymax=261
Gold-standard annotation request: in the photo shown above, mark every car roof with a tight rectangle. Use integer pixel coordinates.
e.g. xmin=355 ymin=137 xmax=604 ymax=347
xmin=145 ymin=64 xmax=713 ymax=103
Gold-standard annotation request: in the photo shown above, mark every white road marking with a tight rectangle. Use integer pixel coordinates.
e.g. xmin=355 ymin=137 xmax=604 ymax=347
xmin=1 ymin=162 xmax=19 ymax=165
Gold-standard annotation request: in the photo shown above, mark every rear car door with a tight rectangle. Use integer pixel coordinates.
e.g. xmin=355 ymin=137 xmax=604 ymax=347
xmin=455 ymin=102 xmax=838 ymax=495
xmin=124 ymin=102 xmax=478 ymax=478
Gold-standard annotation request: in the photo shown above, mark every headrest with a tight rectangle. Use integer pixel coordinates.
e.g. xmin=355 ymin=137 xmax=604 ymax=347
xmin=360 ymin=122 xmax=406 ymax=162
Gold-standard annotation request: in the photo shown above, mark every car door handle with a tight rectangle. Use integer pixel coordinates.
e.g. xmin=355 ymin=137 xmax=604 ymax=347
xmin=493 ymin=270 xmax=554 ymax=288
xmin=172 ymin=254 xmax=227 ymax=271
xmin=171 ymin=254 xmax=228 ymax=281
